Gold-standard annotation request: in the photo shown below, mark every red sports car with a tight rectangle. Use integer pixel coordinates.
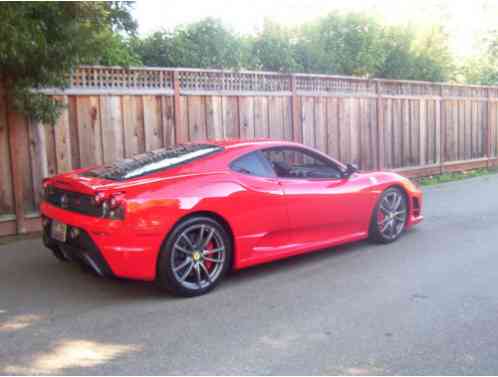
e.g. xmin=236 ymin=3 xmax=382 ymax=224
xmin=41 ymin=140 xmax=423 ymax=296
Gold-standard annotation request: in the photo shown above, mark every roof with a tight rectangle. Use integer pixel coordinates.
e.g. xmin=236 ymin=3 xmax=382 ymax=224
xmin=207 ymin=139 xmax=301 ymax=149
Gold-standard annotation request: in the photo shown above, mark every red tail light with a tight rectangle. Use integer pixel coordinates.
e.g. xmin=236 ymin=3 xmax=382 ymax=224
xmin=93 ymin=192 xmax=126 ymax=220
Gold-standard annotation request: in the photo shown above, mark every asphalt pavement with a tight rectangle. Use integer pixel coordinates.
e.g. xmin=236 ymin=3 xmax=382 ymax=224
xmin=1 ymin=174 xmax=498 ymax=375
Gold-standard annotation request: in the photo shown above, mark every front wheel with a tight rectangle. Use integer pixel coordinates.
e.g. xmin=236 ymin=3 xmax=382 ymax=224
xmin=369 ymin=187 xmax=408 ymax=243
xmin=157 ymin=216 xmax=232 ymax=297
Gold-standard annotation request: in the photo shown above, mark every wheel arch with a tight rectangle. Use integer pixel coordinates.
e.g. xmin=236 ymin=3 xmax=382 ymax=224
xmin=157 ymin=210 xmax=236 ymax=273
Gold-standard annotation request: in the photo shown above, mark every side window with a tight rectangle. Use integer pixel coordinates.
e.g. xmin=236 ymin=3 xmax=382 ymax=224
xmin=230 ymin=152 xmax=274 ymax=178
xmin=263 ymin=147 xmax=343 ymax=179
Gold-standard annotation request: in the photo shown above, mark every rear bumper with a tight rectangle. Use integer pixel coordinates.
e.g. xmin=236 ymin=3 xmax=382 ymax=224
xmin=42 ymin=224 xmax=115 ymax=277
xmin=40 ymin=202 xmax=164 ymax=281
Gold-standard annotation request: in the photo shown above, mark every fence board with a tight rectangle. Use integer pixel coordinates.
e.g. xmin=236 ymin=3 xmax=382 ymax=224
xmin=338 ymin=98 xmax=351 ymax=163
xmin=269 ymin=96 xmax=284 ymax=140
xmin=392 ymin=99 xmax=402 ymax=168
xmin=350 ymin=99 xmax=361 ymax=166
xmin=282 ymin=97 xmax=293 ymax=141
xmin=143 ymin=96 xmax=163 ymax=150
xmin=122 ymin=96 xmax=145 ymax=157
xmin=161 ymin=96 xmax=176 ymax=147
xmin=0 ymin=88 xmax=14 ymax=216
xmin=206 ymin=96 xmax=223 ymax=139
xmin=383 ymin=98 xmax=393 ymax=168
xmin=302 ymin=97 xmax=315 ymax=148
xmin=425 ymin=100 xmax=436 ymax=164
xmin=27 ymin=121 xmax=48 ymax=209
xmin=53 ymin=96 xmax=73 ymax=173
xmin=8 ymin=112 xmax=35 ymax=216
xmin=222 ymin=97 xmax=239 ymax=138
xmin=68 ymin=96 xmax=80 ymax=169
xmin=77 ymin=96 xmax=103 ymax=166
xmin=100 ymin=96 xmax=124 ymax=164
xmin=187 ymin=96 xmax=207 ymax=141
xmin=254 ymin=97 xmax=269 ymax=138
xmin=314 ymin=97 xmax=327 ymax=154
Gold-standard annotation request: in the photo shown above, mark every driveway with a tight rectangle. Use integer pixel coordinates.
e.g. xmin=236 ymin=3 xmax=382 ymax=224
xmin=1 ymin=174 xmax=498 ymax=375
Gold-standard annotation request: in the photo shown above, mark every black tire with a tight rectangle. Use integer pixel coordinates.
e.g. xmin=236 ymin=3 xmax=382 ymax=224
xmin=369 ymin=187 xmax=408 ymax=244
xmin=51 ymin=246 xmax=70 ymax=262
xmin=156 ymin=216 xmax=232 ymax=297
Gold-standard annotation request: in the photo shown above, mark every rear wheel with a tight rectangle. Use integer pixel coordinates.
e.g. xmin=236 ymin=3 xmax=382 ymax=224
xmin=157 ymin=216 xmax=231 ymax=297
xmin=369 ymin=187 xmax=408 ymax=243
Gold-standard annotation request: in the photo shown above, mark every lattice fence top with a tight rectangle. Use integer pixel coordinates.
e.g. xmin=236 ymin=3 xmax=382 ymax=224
xmin=62 ymin=65 xmax=498 ymax=97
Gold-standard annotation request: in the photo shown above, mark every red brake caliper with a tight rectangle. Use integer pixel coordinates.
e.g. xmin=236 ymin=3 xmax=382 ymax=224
xmin=378 ymin=209 xmax=385 ymax=230
xmin=203 ymin=241 xmax=215 ymax=271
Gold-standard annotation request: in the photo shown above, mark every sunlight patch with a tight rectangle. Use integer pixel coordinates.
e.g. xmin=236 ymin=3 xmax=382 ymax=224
xmin=0 ymin=314 xmax=42 ymax=332
xmin=4 ymin=339 xmax=142 ymax=374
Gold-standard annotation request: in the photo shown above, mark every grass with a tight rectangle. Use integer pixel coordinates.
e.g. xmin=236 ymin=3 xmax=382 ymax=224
xmin=416 ymin=167 xmax=498 ymax=186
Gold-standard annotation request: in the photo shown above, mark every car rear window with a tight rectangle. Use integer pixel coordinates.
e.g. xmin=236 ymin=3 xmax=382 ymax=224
xmin=82 ymin=144 xmax=223 ymax=180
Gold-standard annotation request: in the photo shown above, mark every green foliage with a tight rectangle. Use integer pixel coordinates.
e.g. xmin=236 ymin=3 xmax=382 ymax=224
xmin=294 ymin=13 xmax=454 ymax=81
xmin=418 ymin=168 xmax=498 ymax=186
xmin=92 ymin=31 xmax=142 ymax=67
xmin=298 ymin=12 xmax=387 ymax=76
xmin=0 ymin=1 xmax=138 ymax=124
xmin=133 ymin=13 xmax=455 ymax=82
xmin=461 ymin=30 xmax=498 ymax=85
xmin=134 ymin=18 xmax=242 ymax=69
xmin=248 ymin=20 xmax=302 ymax=72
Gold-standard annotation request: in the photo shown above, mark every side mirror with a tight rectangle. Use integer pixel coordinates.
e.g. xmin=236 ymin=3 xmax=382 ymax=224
xmin=343 ymin=163 xmax=359 ymax=178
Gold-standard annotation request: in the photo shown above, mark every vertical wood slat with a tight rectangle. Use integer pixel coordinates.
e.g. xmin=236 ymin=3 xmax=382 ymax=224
xmin=290 ymin=75 xmax=301 ymax=143
xmin=487 ymin=89 xmax=492 ymax=165
xmin=53 ymin=96 xmax=73 ymax=173
xmin=187 ymin=96 xmax=207 ymax=141
xmin=326 ymin=98 xmax=339 ymax=158
xmin=239 ymin=96 xmax=255 ymax=139
xmin=100 ymin=96 xmax=124 ymax=164
xmin=376 ymin=82 xmax=384 ymax=169
xmin=314 ymin=97 xmax=327 ymax=154
xmin=77 ymin=96 xmax=102 ymax=167
xmin=206 ymin=96 xmax=223 ymax=139
xmin=161 ymin=96 xmax=176 ymax=147
xmin=0 ymin=81 xmax=14 ymax=217
xmin=254 ymin=97 xmax=269 ymax=138
xmin=302 ymin=97 xmax=315 ymax=148
xmin=122 ymin=95 xmax=145 ymax=157
xmin=27 ymin=120 xmax=48 ymax=209
xmin=68 ymin=96 xmax=80 ymax=169
xmin=268 ymin=97 xmax=282 ymax=139
xmin=222 ymin=96 xmax=239 ymax=138
xmin=7 ymin=110 xmax=29 ymax=233
xmin=173 ymin=71 xmax=186 ymax=143
xmin=143 ymin=96 xmax=163 ymax=150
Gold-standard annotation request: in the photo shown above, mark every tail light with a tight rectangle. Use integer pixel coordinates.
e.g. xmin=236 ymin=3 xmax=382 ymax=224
xmin=41 ymin=179 xmax=54 ymax=201
xmin=93 ymin=192 xmax=126 ymax=220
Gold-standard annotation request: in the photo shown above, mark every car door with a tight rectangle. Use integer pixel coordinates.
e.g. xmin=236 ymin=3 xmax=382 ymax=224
xmin=262 ymin=146 xmax=371 ymax=247
xmin=228 ymin=150 xmax=291 ymax=262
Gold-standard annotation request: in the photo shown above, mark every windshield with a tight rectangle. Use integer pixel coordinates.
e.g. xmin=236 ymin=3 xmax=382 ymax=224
xmin=83 ymin=144 xmax=223 ymax=181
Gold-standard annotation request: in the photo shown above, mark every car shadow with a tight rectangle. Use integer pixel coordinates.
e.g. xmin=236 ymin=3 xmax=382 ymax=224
xmin=2 ymin=230 xmax=419 ymax=304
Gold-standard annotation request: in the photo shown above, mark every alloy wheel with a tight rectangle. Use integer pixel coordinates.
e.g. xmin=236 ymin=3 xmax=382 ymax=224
xmin=170 ymin=223 xmax=226 ymax=290
xmin=377 ymin=190 xmax=407 ymax=240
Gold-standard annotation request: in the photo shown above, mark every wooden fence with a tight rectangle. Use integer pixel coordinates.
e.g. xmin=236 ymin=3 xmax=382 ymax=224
xmin=2 ymin=65 xmax=498 ymax=235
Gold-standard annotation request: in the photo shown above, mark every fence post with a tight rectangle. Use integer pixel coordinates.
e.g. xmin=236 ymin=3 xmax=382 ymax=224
xmin=3 ymin=80 xmax=27 ymax=234
xmin=290 ymin=74 xmax=301 ymax=143
xmin=487 ymin=87 xmax=492 ymax=168
xmin=439 ymin=84 xmax=445 ymax=174
xmin=173 ymin=70 xmax=185 ymax=144
xmin=375 ymin=80 xmax=384 ymax=170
